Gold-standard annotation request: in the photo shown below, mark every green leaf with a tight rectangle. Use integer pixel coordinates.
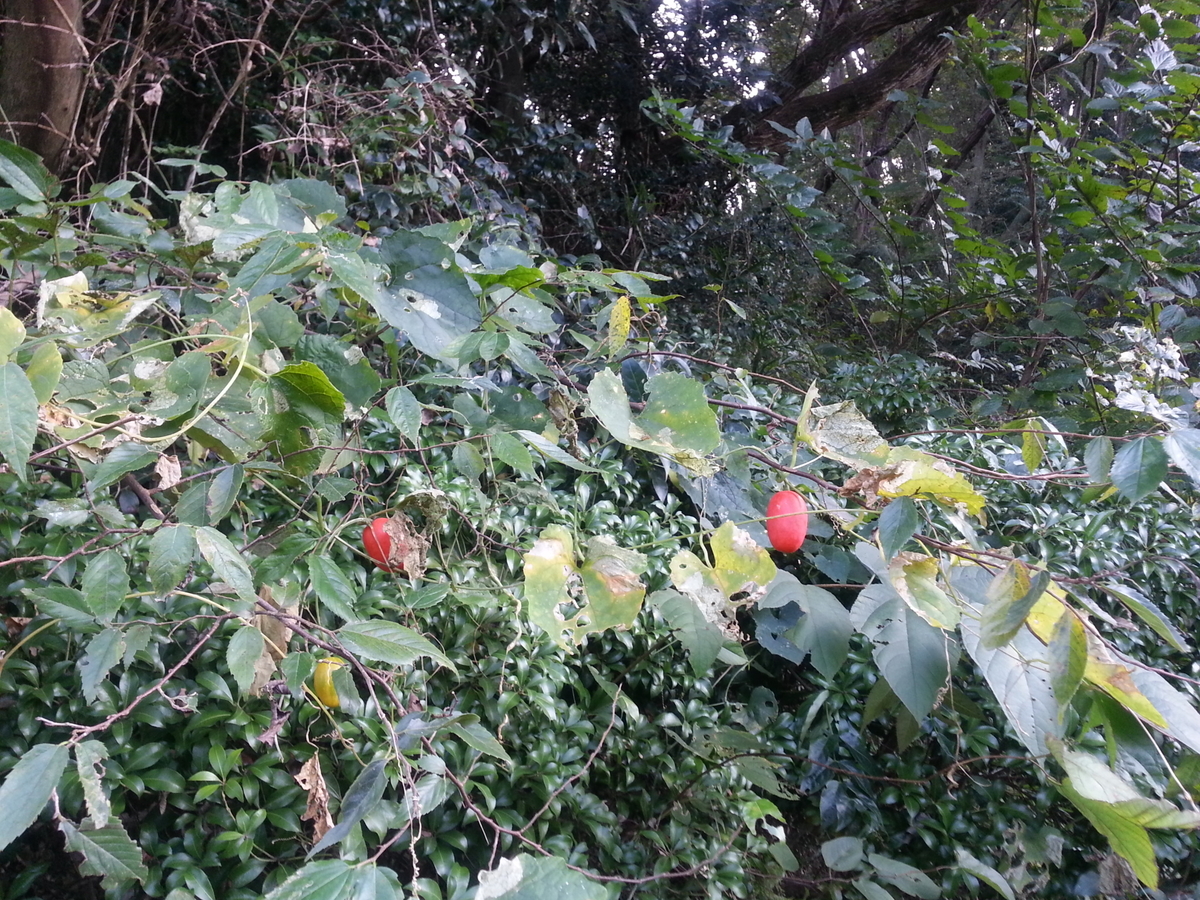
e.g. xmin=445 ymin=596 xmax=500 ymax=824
xmin=979 ymin=562 xmax=1050 ymax=649
xmin=265 ymin=362 xmax=346 ymax=475
xmin=309 ymin=555 xmax=361 ymax=622
xmin=385 ymin=385 xmax=423 ymax=444
xmin=1103 ymin=583 xmax=1188 ymax=652
xmin=307 ymin=759 xmax=388 ymax=857
xmin=194 ymin=526 xmax=258 ymax=612
xmin=1164 ymin=428 xmax=1200 ymax=486
xmin=87 ymin=442 xmax=158 ymax=492
xmin=78 ymin=627 xmax=125 ymax=703
xmin=205 ymin=464 xmax=244 ymax=525
xmin=0 ymin=138 xmax=53 ymax=201
xmin=81 ymin=550 xmax=129 ymax=622
xmin=1085 ymin=436 xmax=1114 ymax=483
xmin=1047 ymin=609 xmax=1087 ymax=709
xmin=648 ymin=588 xmax=724 ymax=675
xmin=954 ymin=566 xmax=1062 ymax=758
xmin=445 ymin=720 xmax=513 ymax=766
xmin=0 ymin=362 xmax=38 ymax=480
xmin=453 ymin=440 xmax=486 ymax=480
xmin=514 ymin=429 xmax=600 ymax=472
xmin=877 ymin=498 xmax=919 ymax=561
xmin=822 ymin=836 xmax=864 ymax=871
xmin=954 ymin=849 xmax=1014 ymax=900
xmin=888 ymin=553 xmax=959 ymax=629
xmin=587 ymin=369 xmax=719 ymax=475
xmin=853 ymin=880 xmax=896 ymax=900
xmin=0 ymin=306 xmax=26 ymax=358
xmin=866 ymin=854 xmax=940 ymax=899
xmin=326 ymin=247 xmax=384 ymax=304
xmin=757 ymin=572 xmax=851 ymax=678
xmin=489 ymin=430 xmax=536 ymax=476
xmin=338 ymin=620 xmax=455 ymax=671
xmin=852 ymin=584 xmax=950 ymax=722
xmin=1057 ymin=780 xmax=1157 ymax=889
xmin=26 ymin=341 xmax=63 ymax=403
xmin=59 ymin=818 xmax=149 ymax=890
xmin=148 ymin=524 xmax=196 ymax=594
xmin=74 ymin=741 xmax=112 ymax=828
xmin=474 ymin=853 xmax=607 ymax=900
xmin=1110 ymin=436 xmax=1167 ymax=502
xmin=264 ymin=861 xmax=358 ymax=900
xmin=227 ymin=624 xmax=266 ymax=696
xmin=0 ymin=743 xmax=70 ymax=852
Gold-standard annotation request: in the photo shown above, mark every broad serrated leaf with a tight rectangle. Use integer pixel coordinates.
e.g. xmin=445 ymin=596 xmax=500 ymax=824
xmin=309 ymin=555 xmax=361 ymax=622
xmin=0 ymin=743 xmax=70 ymax=852
xmin=74 ymin=741 xmax=111 ymax=828
xmin=489 ymin=430 xmax=535 ymax=476
xmin=148 ymin=524 xmax=196 ymax=595
xmin=1164 ymin=428 xmax=1200 ymax=486
xmin=307 ymin=759 xmax=388 ymax=857
xmin=81 ymin=550 xmax=129 ymax=622
xmin=0 ymin=138 xmax=53 ymax=201
xmin=338 ymin=619 xmax=455 ymax=671
xmin=264 ymin=860 xmax=358 ymax=900
xmin=78 ymin=628 xmax=125 ymax=703
xmin=60 ymin=819 xmax=149 ymax=890
xmin=385 ymin=385 xmax=423 ymax=443
xmin=877 ymin=497 xmax=919 ymax=561
xmin=475 ymin=853 xmax=607 ymax=900
xmin=87 ymin=442 xmax=158 ymax=492
xmin=446 ymin=720 xmax=513 ymax=766
xmin=1110 ymin=436 xmax=1167 ymax=502
xmin=0 ymin=362 xmax=38 ymax=481
xmin=227 ymin=623 xmax=266 ymax=696
xmin=194 ymin=526 xmax=257 ymax=611
xmin=1085 ymin=435 xmax=1114 ymax=483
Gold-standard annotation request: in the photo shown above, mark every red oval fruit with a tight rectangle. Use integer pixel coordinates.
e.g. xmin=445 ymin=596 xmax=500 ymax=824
xmin=766 ymin=490 xmax=809 ymax=554
xmin=363 ymin=517 xmax=402 ymax=572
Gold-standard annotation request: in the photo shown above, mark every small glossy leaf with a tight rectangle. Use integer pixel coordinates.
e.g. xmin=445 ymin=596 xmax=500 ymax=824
xmin=1104 ymin=583 xmax=1188 ymax=652
xmin=0 ymin=138 xmax=53 ymax=201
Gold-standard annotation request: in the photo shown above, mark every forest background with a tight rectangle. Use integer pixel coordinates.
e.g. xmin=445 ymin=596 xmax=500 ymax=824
xmin=4 ymin=0 xmax=1200 ymax=898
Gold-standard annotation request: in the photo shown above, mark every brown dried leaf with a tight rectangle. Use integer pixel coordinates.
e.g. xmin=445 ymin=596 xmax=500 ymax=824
xmin=296 ymin=755 xmax=333 ymax=842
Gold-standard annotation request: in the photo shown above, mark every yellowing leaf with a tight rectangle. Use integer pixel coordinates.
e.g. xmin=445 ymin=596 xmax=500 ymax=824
xmin=606 ymin=294 xmax=631 ymax=358
xmin=876 ymin=447 xmax=986 ymax=515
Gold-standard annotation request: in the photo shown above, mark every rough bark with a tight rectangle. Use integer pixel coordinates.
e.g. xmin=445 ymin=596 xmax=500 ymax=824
xmin=0 ymin=0 xmax=87 ymax=171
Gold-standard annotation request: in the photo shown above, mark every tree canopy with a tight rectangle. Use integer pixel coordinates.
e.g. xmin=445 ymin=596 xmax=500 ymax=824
xmin=3 ymin=0 xmax=1200 ymax=898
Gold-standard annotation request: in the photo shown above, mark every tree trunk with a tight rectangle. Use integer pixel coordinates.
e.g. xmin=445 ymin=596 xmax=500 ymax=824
xmin=0 ymin=0 xmax=86 ymax=171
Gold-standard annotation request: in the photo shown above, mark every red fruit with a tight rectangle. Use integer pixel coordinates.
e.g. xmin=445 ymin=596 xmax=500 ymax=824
xmin=766 ymin=490 xmax=809 ymax=554
xmin=363 ymin=517 xmax=402 ymax=572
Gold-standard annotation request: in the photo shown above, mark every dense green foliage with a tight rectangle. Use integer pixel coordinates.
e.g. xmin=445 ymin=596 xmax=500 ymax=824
xmin=4 ymin=1 xmax=1200 ymax=899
